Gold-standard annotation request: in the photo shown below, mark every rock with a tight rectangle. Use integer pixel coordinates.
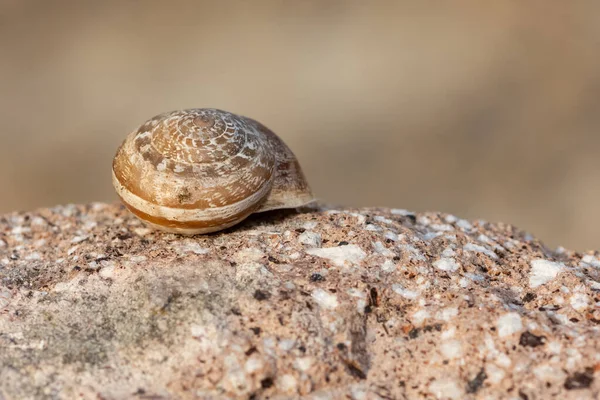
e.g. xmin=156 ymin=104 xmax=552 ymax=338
xmin=0 ymin=203 xmax=599 ymax=399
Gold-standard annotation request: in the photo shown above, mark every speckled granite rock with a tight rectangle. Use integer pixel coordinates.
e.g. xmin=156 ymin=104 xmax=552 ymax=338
xmin=1 ymin=204 xmax=599 ymax=400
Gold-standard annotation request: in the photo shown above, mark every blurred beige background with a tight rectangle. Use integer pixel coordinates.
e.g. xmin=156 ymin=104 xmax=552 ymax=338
xmin=0 ymin=1 xmax=599 ymax=251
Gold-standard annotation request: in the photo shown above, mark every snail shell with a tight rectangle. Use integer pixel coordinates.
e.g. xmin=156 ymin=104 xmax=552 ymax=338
xmin=112 ymin=108 xmax=314 ymax=235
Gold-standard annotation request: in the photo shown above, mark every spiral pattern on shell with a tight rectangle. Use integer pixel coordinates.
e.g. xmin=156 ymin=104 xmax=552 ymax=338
xmin=112 ymin=108 xmax=313 ymax=234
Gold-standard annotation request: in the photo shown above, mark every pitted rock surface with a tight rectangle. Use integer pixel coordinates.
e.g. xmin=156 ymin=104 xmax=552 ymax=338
xmin=0 ymin=204 xmax=599 ymax=399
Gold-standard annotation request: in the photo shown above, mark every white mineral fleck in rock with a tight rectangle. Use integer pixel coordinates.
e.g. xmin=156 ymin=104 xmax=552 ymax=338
xmin=278 ymin=374 xmax=298 ymax=393
xmin=412 ymin=309 xmax=430 ymax=325
xmin=495 ymin=352 xmax=512 ymax=368
xmin=298 ymin=231 xmax=322 ymax=247
xmin=422 ymin=232 xmax=441 ymax=240
xmin=373 ymin=241 xmax=394 ymax=257
xmin=133 ymin=227 xmax=152 ymax=236
xmin=234 ymin=248 xmax=264 ymax=263
xmin=244 ymin=355 xmax=264 ymax=373
xmin=566 ymin=349 xmax=583 ymax=370
xmin=580 ymin=254 xmax=600 ymax=268
xmin=284 ymin=281 xmax=295 ymax=290
xmin=129 ymin=255 xmax=147 ymax=263
xmin=463 ymin=243 xmax=498 ymax=259
xmin=441 ymin=246 xmax=456 ymax=257
xmin=302 ymin=221 xmax=318 ymax=230
xmin=418 ymin=216 xmax=431 ymax=225
xmin=31 ymin=216 xmax=47 ymax=225
xmin=417 ymin=279 xmax=432 ymax=292
xmin=90 ymin=202 xmax=107 ymax=212
xmin=275 ymin=263 xmax=293 ymax=272
xmin=456 ymin=219 xmax=473 ymax=230
xmin=384 ymin=231 xmax=398 ymax=241
xmin=356 ymin=298 xmax=367 ymax=314
xmin=440 ymin=339 xmax=462 ymax=359
xmin=235 ymin=262 xmax=267 ymax=284
xmin=434 ymin=257 xmax=460 ymax=272
xmin=0 ymin=286 xmax=11 ymax=309
xmin=392 ymin=284 xmax=419 ymax=300
xmin=430 ymin=224 xmax=454 ymax=232
xmin=347 ymin=212 xmax=367 ymax=224
xmin=581 ymin=254 xmax=600 ymax=268
xmin=347 ymin=288 xmax=366 ymax=298
xmin=485 ymin=363 xmax=506 ymax=384
xmin=428 ymin=378 xmax=463 ymax=399
xmin=11 ymin=226 xmax=30 ymax=235
xmin=262 ymin=337 xmax=276 ymax=352
xmin=70 ymin=235 xmax=88 ymax=244
xmin=87 ymin=261 xmax=99 ymax=271
xmin=445 ymin=215 xmax=458 ymax=223
xmin=476 ymin=234 xmax=490 ymax=243
xmin=464 ymin=273 xmax=485 ymax=282
xmin=533 ymin=364 xmax=566 ymax=382
xmin=555 ymin=246 xmax=567 ymax=254
xmin=398 ymin=244 xmax=426 ymax=261
xmin=294 ymin=357 xmax=313 ymax=372
xmin=436 ymin=307 xmax=458 ymax=321
xmin=311 ymin=289 xmax=339 ymax=309
xmin=177 ymin=240 xmax=210 ymax=255
xmin=374 ymin=216 xmax=394 ymax=225
xmin=223 ymin=354 xmax=247 ymax=392
xmin=350 ymin=385 xmax=368 ymax=400
xmin=441 ymin=326 xmax=456 ymax=339
xmin=306 ymin=245 xmax=366 ymax=267
xmin=529 ymin=259 xmax=564 ymax=288
xmin=570 ymin=293 xmax=590 ymax=311
xmin=390 ymin=209 xmax=414 ymax=216
xmin=25 ymin=252 xmax=42 ymax=261
xmin=99 ymin=264 xmax=115 ymax=280
xmin=279 ymin=339 xmax=296 ymax=351
xmin=190 ymin=324 xmax=204 ymax=338
xmin=380 ymin=259 xmax=396 ymax=272
xmin=497 ymin=312 xmax=523 ymax=338
xmin=551 ymin=312 xmax=570 ymax=325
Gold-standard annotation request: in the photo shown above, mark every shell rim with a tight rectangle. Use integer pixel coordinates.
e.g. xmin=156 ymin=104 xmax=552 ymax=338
xmin=111 ymin=169 xmax=273 ymax=224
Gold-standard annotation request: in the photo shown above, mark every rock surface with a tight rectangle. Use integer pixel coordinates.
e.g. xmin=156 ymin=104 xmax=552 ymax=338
xmin=1 ymin=203 xmax=599 ymax=400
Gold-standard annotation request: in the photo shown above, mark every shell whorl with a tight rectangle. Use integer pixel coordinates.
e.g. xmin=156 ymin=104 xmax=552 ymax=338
xmin=149 ymin=110 xmax=244 ymax=164
xmin=112 ymin=108 xmax=313 ymax=234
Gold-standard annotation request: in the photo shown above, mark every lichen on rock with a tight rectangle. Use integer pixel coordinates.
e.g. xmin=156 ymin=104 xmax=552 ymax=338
xmin=0 ymin=203 xmax=599 ymax=399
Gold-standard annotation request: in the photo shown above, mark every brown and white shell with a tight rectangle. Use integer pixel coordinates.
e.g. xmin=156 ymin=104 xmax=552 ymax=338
xmin=112 ymin=108 xmax=314 ymax=235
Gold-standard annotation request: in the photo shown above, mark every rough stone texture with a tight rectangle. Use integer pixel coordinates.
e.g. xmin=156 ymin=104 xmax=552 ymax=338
xmin=1 ymin=203 xmax=599 ymax=400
